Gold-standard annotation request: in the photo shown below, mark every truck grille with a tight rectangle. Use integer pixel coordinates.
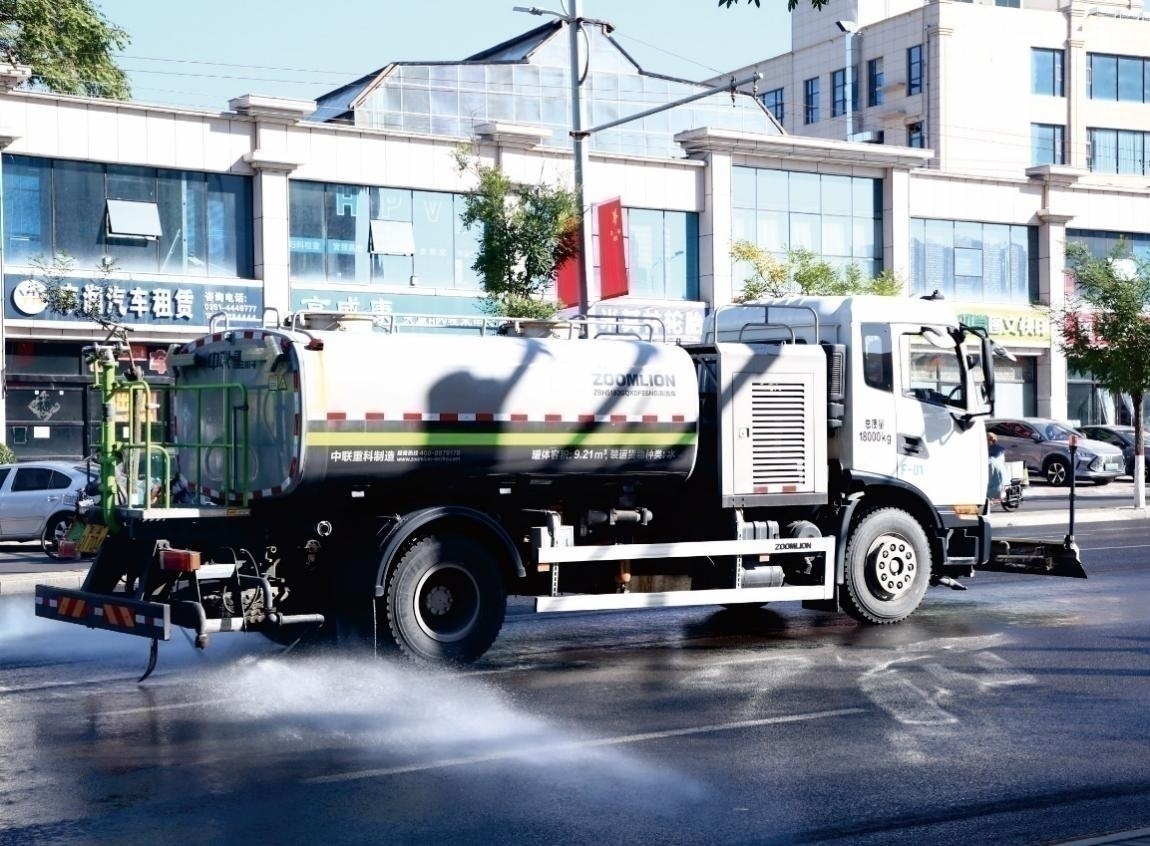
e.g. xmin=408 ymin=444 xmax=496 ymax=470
xmin=751 ymin=381 xmax=807 ymax=487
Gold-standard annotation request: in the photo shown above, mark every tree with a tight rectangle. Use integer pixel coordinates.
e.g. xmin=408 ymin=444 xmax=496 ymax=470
xmin=718 ymin=0 xmax=832 ymax=13
xmin=454 ymin=148 xmax=580 ymax=319
xmin=29 ymin=253 xmax=117 ymax=320
xmin=730 ymin=240 xmax=900 ymax=301
xmin=1055 ymin=242 xmax=1150 ymax=507
xmin=0 ymin=0 xmax=130 ymax=99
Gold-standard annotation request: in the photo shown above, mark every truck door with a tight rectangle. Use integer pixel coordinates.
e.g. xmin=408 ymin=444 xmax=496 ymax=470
xmin=891 ymin=324 xmax=986 ymax=506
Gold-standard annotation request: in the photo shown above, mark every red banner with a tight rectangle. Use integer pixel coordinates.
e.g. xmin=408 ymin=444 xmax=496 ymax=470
xmin=597 ymin=197 xmax=629 ymax=301
xmin=556 ymin=252 xmax=581 ymax=310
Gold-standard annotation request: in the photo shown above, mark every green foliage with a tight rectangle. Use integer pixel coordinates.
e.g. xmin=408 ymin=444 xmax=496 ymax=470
xmin=717 ymin=0 xmax=832 ymax=13
xmin=1056 ymin=243 xmax=1150 ymax=439
xmin=28 ymin=253 xmax=117 ymax=319
xmin=0 ymin=442 xmax=15 ymax=464
xmin=730 ymin=240 xmax=900 ymax=301
xmin=455 ymin=147 xmax=579 ymax=319
xmin=0 ymin=0 xmax=130 ymax=99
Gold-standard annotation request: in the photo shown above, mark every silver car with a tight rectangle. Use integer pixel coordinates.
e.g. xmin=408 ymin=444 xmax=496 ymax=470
xmin=0 ymin=461 xmax=95 ymax=557
xmin=986 ymin=418 xmax=1125 ymax=486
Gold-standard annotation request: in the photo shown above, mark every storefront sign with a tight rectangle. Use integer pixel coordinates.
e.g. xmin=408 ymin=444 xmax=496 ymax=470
xmin=958 ymin=306 xmax=1050 ymax=344
xmin=5 ymin=273 xmax=264 ymax=328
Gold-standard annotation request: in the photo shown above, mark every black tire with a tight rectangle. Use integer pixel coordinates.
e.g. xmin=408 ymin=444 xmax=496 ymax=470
xmin=385 ymin=533 xmax=506 ymax=664
xmin=841 ymin=508 xmax=931 ymax=625
xmin=41 ymin=512 xmax=75 ymax=559
xmin=1044 ymin=456 xmax=1071 ymax=487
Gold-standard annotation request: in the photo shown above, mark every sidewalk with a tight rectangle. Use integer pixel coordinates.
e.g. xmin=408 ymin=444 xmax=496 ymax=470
xmin=2 ymin=491 xmax=1146 ymax=597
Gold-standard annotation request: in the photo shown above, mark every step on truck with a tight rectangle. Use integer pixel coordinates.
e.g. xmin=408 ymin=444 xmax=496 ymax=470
xmin=36 ymin=296 xmax=1084 ymax=674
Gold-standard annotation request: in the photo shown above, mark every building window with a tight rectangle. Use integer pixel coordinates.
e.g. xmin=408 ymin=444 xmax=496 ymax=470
xmin=623 ymin=209 xmax=700 ymax=301
xmin=1031 ymin=123 xmax=1065 ymax=165
xmin=907 ymin=45 xmax=923 ymax=96
xmin=831 ymin=68 xmax=859 ymax=118
xmin=1087 ymin=127 xmax=1149 ymax=175
xmin=1 ymin=154 xmax=254 ymax=278
xmin=867 ymin=58 xmax=884 ymax=107
xmin=731 ymin=166 xmax=884 ymax=281
xmin=907 ymin=122 xmax=924 ymax=148
xmin=1084 ymin=53 xmax=1150 ymax=102
xmin=289 ymin=181 xmax=482 ymax=290
xmin=910 ymin=219 xmax=1037 ymax=304
xmin=803 ymin=77 xmax=820 ymax=124
xmin=995 ymin=0 xmax=1020 ymax=7
xmin=761 ymin=87 xmax=784 ymax=124
xmin=1032 ymin=48 xmax=1064 ymax=96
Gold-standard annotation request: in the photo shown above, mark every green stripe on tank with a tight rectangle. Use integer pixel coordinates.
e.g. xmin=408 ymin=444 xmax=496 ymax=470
xmin=308 ymin=431 xmax=696 ymax=448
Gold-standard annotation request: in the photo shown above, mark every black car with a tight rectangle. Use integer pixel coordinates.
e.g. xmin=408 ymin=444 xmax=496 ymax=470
xmin=1077 ymin=424 xmax=1150 ymax=479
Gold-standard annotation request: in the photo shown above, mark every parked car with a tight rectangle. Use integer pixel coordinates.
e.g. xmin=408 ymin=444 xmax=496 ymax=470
xmin=986 ymin=418 xmax=1125 ymax=486
xmin=1077 ymin=424 xmax=1150 ymax=480
xmin=0 ymin=461 xmax=96 ymax=557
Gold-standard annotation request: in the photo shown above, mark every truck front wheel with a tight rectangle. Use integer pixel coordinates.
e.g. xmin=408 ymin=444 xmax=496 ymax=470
xmin=385 ymin=533 xmax=506 ymax=664
xmin=841 ymin=508 xmax=931 ymax=624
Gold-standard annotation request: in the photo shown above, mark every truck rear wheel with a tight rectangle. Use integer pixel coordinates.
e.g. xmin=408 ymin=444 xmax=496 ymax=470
xmin=841 ymin=508 xmax=931 ymax=624
xmin=385 ymin=533 xmax=506 ymax=664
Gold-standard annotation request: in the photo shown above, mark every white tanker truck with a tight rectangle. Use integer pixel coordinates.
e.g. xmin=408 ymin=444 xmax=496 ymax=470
xmin=35 ymin=296 xmax=1084 ymax=673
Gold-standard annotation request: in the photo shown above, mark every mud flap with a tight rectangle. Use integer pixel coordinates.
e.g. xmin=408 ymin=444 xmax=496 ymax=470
xmin=978 ymin=537 xmax=1087 ymax=579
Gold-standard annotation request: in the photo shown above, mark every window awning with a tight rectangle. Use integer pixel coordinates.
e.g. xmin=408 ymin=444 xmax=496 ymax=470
xmin=369 ymin=219 xmax=415 ymax=256
xmin=106 ymin=199 xmax=162 ymax=239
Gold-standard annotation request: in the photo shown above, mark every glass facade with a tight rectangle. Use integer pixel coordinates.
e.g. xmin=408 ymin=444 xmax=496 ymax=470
xmin=1088 ymin=53 xmax=1150 ymax=102
xmin=289 ymin=181 xmax=482 ymax=290
xmin=910 ymin=219 xmax=1037 ymax=304
xmin=1032 ymin=48 xmax=1064 ymax=97
xmin=2 ymin=154 xmax=254 ymax=278
xmin=623 ymin=209 xmax=699 ymax=301
xmin=289 ymin=181 xmax=700 ymax=301
xmin=731 ymin=166 xmax=883 ymax=279
xmin=1067 ymin=228 xmax=1150 ymax=262
xmin=1032 ymin=123 xmax=1065 ymax=165
xmin=349 ymin=30 xmax=777 ymax=159
xmin=1087 ymin=128 xmax=1149 ymax=175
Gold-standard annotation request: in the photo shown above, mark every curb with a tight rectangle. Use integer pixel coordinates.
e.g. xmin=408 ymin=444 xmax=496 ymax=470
xmin=0 ymin=570 xmax=86 ymax=597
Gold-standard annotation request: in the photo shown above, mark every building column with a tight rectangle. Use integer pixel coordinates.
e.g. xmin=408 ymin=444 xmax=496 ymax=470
xmin=886 ymin=168 xmax=912 ymax=290
xmin=1037 ymin=210 xmax=1073 ymax=419
xmin=701 ymin=150 xmax=733 ymax=307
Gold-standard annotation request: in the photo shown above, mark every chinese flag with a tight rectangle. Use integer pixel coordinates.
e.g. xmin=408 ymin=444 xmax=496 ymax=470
xmin=597 ymin=197 xmax=629 ymax=300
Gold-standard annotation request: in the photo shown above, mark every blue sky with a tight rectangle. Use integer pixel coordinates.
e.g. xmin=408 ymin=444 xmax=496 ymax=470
xmin=95 ymin=0 xmax=792 ymax=110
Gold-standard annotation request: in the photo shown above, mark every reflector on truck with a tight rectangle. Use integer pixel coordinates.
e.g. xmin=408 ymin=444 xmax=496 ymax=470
xmin=35 ymin=586 xmax=170 ymax=640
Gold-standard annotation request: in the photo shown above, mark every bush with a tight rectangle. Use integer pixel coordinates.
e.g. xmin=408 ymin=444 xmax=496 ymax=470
xmin=0 ymin=443 xmax=16 ymax=464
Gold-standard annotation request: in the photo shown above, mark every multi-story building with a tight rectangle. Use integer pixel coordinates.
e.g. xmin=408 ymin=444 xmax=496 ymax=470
xmin=2 ymin=6 xmax=1142 ymax=459
xmin=721 ymin=0 xmax=1150 ymax=424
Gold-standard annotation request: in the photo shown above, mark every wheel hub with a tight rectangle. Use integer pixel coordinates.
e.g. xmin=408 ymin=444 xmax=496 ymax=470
xmin=413 ymin=563 xmax=481 ymax=643
xmin=868 ymin=535 xmax=917 ymax=599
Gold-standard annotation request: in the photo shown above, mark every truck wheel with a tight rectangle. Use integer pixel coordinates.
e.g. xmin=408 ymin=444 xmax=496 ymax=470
xmin=41 ymin=512 xmax=75 ymax=559
xmin=385 ymin=533 xmax=506 ymax=664
xmin=841 ymin=508 xmax=931 ymax=625
xmin=1044 ymin=457 xmax=1070 ymax=487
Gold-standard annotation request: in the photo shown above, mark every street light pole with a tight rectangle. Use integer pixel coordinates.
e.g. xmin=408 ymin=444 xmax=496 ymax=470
xmin=567 ymin=0 xmax=592 ymax=316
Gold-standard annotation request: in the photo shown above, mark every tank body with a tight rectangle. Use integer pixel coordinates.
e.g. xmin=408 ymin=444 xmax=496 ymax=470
xmin=170 ymin=329 xmax=699 ymax=500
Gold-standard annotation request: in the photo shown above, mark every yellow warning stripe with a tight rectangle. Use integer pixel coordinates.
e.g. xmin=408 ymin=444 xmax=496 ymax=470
xmin=104 ymin=604 xmax=135 ymax=628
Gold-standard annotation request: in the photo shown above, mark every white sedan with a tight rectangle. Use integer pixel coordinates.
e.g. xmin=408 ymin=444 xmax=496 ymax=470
xmin=0 ymin=461 xmax=95 ymax=558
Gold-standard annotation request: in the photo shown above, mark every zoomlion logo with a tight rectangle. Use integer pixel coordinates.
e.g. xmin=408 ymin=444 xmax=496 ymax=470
xmin=592 ymin=372 xmax=677 ymax=388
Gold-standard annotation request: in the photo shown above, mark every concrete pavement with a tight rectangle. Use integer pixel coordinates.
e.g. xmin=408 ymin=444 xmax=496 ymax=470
xmin=1 ymin=485 xmax=1146 ymax=596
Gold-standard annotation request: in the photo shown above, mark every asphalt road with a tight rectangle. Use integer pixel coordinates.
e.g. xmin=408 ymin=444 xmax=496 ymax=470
xmin=1 ymin=518 xmax=1148 ymax=846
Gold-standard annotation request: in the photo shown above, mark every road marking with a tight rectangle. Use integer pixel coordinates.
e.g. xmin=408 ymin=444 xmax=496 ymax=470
xmin=302 ymin=707 xmax=865 ymax=784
